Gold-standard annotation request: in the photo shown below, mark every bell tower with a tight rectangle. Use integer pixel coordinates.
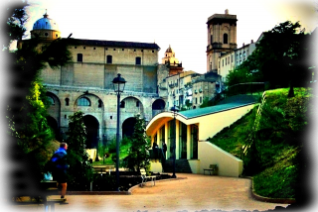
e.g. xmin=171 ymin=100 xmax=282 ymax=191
xmin=206 ymin=9 xmax=237 ymax=73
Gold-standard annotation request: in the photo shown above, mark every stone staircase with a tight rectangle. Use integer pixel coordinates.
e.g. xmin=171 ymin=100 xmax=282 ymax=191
xmin=162 ymin=159 xmax=192 ymax=173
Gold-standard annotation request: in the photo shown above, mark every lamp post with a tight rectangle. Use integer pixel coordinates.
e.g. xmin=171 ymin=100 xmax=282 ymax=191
xmin=112 ymin=73 xmax=126 ymax=191
xmin=170 ymin=94 xmax=179 ymax=178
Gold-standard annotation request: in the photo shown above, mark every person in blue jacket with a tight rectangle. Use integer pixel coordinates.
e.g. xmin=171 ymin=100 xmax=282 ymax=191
xmin=51 ymin=142 xmax=69 ymax=199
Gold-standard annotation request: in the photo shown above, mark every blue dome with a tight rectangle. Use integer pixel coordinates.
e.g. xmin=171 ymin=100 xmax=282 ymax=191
xmin=33 ymin=14 xmax=59 ymax=31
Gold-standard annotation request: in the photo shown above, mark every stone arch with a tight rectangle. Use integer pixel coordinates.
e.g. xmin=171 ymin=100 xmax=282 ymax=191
xmin=46 ymin=116 xmax=61 ymax=141
xmin=120 ymin=96 xmax=144 ymax=115
xmin=122 ymin=117 xmax=137 ymax=138
xmin=83 ymin=115 xmax=99 ymax=149
xmin=152 ymin=98 xmax=166 ymax=117
xmin=74 ymin=93 xmax=104 ymax=109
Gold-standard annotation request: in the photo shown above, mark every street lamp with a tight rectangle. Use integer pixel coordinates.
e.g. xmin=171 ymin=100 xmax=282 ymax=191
xmin=112 ymin=73 xmax=126 ymax=191
xmin=170 ymin=94 xmax=179 ymax=178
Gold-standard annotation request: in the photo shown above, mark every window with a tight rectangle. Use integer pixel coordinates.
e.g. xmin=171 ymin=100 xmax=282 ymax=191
xmin=83 ymin=46 xmax=86 ymax=49
xmin=136 ymin=57 xmax=141 ymax=65
xmin=98 ymin=100 xmax=102 ymax=108
xmin=107 ymin=55 xmax=112 ymax=64
xmin=113 ymin=48 xmax=116 ymax=51
xmin=141 ymin=49 xmax=143 ymax=52
xmin=136 ymin=101 xmax=140 ymax=107
xmin=93 ymin=47 xmax=96 ymax=50
xmin=134 ymin=49 xmax=136 ymax=52
xmin=231 ymin=55 xmax=233 ymax=63
xmin=152 ymin=50 xmax=154 ymax=53
xmin=122 ymin=48 xmax=124 ymax=51
xmin=65 ymin=98 xmax=69 ymax=106
xmin=105 ymin=48 xmax=108 ymax=50
xmin=222 ymin=59 xmax=224 ymax=67
xmin=45 ymin=32 xmax=48 ymax=37
xmin=75 ymin=46 xmax=77 ymax=49
xmin=210 ymin=35 xmax=213 ymax=44
xmin=56 ymin=34 xmax=58 ymax=38
xmin=120 ymin=101 xmax=125 ymax=108
xmin=77 ymin=97 xmax=90 ymax=106
xmin=200 ymin=97 xmax=202 ymax=103
xmin=223 ymin=33 xmax=228 ymax=44
xmin=77 ymin=54 xmax=83 ymax=62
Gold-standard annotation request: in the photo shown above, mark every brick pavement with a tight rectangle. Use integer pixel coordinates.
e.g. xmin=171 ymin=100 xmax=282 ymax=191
xmin=4 ymin=173 xmax=289 ymax=212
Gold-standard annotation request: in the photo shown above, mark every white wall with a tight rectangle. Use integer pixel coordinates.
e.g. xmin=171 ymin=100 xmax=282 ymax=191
xmin=197 ymin=141 xmax=243 ymax=177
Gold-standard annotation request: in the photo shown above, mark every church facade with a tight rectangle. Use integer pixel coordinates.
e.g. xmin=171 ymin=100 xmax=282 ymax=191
xmin=29 ymin=13 xmax=166 ymax=148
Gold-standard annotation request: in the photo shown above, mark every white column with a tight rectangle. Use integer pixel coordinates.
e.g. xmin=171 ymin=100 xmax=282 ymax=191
xmin=176 ymin=120 xmax=180 ymax=160
xmin=187 ymin=125 xmax=191 ymax=159
xmin=165 ymin=122 xmax=169 ymax=159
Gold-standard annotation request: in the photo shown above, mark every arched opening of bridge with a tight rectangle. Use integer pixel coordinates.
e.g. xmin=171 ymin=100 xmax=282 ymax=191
xmin=83 ymin=115 xmax=99 ymax=149
xmin=152 ymin=99 xmax=166 ymax=117
xmin=122 ymin=117 xmax=137 ymax=139
xmin=46 ymin=116 xmax=60 ymax=141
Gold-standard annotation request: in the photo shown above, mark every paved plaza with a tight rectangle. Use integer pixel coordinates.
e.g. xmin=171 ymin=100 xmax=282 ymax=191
xmin=5 ymin=173 xmax=289 ymax=212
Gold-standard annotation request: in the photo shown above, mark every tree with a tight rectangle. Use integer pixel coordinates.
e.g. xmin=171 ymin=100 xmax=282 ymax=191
xmin=200 ymin=97 xmax=211 ymax=108
xmin=126 ymin=114 xmax=151 ymax=172
xmin=225 ymin=21 xmax=310 ymax=96
xmin=185 ymin=99 xmax=192 ymax=110
xmin=3 ymin=1 xmax=72 ymax=198
xmin=253 ymin=21 xmax=309 ymax=93
xmin=65 ymin=112 xmax=93 ymax=185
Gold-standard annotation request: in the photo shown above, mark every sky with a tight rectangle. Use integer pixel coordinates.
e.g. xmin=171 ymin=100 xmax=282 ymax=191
xmin=21 ymin=0 xmax=318 ymax=74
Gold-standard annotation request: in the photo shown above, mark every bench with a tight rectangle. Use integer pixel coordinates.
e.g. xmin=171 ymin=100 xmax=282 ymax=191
xmin=92 ymin=165 xmax=115 ymax=176
xmin=140 ymin=168 xmax=156 ymax=187
xmin=0 ymin=181 xmax=66 ymax=212
xmin=204 ymin=164 xmax=218 ymax=175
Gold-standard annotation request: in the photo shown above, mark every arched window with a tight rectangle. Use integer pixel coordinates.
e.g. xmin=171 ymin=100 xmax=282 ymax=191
xmin=47 ymin=96 xmax=55 ymax=105
xmin=223 ymin=33 xmax=228 ymax=44
xmin=106 ymin=55 xmax=112 ymax=64
xmin=136 ymin=101 xmax=140 ymax=107
xmin=98 ymin=100 xmax=102 ymax=108
xmin=77 ymin=97 xmax=90 ymax=106
xmin=65 ymin=98 xmax=69 ymax=106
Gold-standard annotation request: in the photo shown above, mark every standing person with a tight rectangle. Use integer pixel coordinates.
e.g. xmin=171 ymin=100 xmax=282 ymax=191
xmin=162 ymin=141 xmax=167 ymax=159
xmin=51 ymin=142 xmax=69 ymax=199
xmin=152 ymin=141 xmax=159 ymax=161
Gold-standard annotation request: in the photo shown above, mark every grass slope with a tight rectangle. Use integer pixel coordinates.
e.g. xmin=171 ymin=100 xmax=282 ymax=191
xmin=208 ymin=88 xmax=310 ymax=199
